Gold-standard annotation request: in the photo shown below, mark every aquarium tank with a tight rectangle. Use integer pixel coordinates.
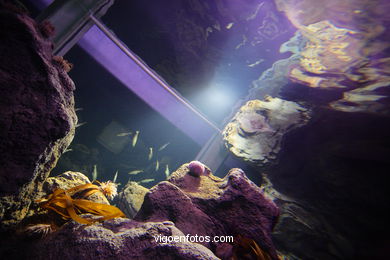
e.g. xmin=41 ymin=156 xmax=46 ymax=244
xmin=0 ymin=0 xmax=389 ymax=259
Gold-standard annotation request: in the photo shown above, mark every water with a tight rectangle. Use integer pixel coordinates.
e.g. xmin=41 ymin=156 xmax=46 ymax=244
xmin=47 ymin=0 xmax=389 ymax=258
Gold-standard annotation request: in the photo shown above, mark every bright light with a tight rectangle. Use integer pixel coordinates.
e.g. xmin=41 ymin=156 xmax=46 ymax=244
xmin=191 ymin=81 xmax=237 ymax=122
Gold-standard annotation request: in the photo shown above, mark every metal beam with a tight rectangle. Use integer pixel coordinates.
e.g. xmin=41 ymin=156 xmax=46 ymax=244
xmin=32 ymin=0 xmax=220 ymax=146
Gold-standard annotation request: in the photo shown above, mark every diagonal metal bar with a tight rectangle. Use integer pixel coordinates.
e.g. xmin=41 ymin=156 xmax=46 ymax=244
xmin=32 ymin=0 xmax=221 ymax=146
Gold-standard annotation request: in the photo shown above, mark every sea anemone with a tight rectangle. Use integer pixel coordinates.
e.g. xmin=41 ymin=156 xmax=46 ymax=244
xmin=188 ymin=161 xmax=205 ymax=177
xmin=98 ymin=181 xmax=118 ymax=200
xmin=24 ymin=223 xmax=54 ymax=238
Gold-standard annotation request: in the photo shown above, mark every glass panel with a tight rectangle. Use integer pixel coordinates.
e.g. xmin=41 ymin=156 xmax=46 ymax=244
xmin=101 ymin=0 xmax=295 ymax=125
xmin=52 ymin=45 xmax=199 ymax=187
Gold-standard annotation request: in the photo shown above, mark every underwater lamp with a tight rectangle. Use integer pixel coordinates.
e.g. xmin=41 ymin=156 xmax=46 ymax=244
xmin=32 ymin=0 xmax=221 ymax=146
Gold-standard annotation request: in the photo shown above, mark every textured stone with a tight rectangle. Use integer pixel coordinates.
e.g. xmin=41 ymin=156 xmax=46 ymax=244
xmin=136 ymin=164 xmax=280 ymax=259
xmin=117 ymin=181 xmax=149 ymax=218
xmin=15 ymin=218 xmax=219 ymax=260
xmin=0 ymin=3 xmax=76 ymax=229
xmin=223 ymin=97 xmax=310 ymax=166
xmin=259 ymin=109 xmax=390 ymax=259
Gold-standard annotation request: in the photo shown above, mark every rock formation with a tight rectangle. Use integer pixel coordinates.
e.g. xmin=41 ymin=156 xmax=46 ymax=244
xmin=136 ymin=163 xmax=280 ymax=259
xmin=223 ymin=97 xmax=310 ymax=166
xmin=117 ymin=181 xmax=149 ymax=219
xmin=0 ymin=3 xmax=77 ymax=229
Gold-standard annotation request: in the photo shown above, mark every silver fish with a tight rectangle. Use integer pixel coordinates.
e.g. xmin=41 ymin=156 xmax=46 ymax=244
xmin=226 ymin=22 xmax=234 ymax=29
xmin=117 ymin=132 xmax=132 ymax=137
xmin=128 ymin=169 xmax=143 ymax=175
xmin=75 ymin=107 xmax=83 ymax=112
xmin=164 ymin=164 xmax=170 ymax=179
xmin=158 ymin=142 xmax=170 ymax=151
xmin=138 ymin=178 xmax=155 ymax=184
xmin=148 ymin=147 xmax=153 ymax=161
xmin=132 ymin=131 xmax=140 ymax=147
xmin=92 ymin=164 xmax=98 ymax=181
xmin=155 ymin=160 xmax=160 ymax=171
xmin=76 ymin=122 xmax=87 ymax=128
xmin=112 ymin=170 xmax=118 ymax=183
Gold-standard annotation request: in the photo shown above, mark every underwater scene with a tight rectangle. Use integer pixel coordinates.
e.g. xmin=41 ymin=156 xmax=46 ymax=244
xmin=0 ymin=0 xmax=389 ymax=259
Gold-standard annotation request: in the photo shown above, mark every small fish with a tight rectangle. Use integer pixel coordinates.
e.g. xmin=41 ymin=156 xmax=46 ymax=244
xmin=226 ymin=22 xmax=234 ymax=29
xmin=155 ymin=160 xmax=160 ymax=171
xmin=117 ymin=132 xmax=132 ymax=137
xmin=76 ymin=122 xmax=87 ymax=128
xmin=164 ymin=164 xmax=170 ymax=179
xmin=92 ymin=164 xmax=98 ymax=181
xmin=158 ymin=142 xmax=170 ymax=151
xmin=132 ymin=131 xmax=140 ymax=147
xmin=138 ymin=178 xmax=155 ymax=184
xmin=112 ymin=170 xmax=118 ymax=183
xmin=148 ymin=147 xmax=153 ymax=161
xmin=248 ymin=59 xmax=264 ymax=68
xmin=128 ymin=170 xmax=144 ymax=175
xmin=75 ymin=107 xmax=83 ymax=112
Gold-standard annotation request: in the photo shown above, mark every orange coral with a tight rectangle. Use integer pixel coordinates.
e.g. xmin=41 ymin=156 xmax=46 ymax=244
xmin=36 ymin=183 xmax=125 ymax=225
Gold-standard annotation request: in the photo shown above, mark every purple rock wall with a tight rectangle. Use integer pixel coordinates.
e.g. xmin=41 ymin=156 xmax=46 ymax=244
xmin=0 ymin=3 xmax=77 ymax=228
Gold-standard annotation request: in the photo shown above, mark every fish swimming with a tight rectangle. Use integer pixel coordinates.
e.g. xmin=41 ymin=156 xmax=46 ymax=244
xmin=155 ymin=160 xmax=160 ymax=171
xmin=117 ymin=132 xmax=132 ymax=137
xmin=164 ymin=164 xmax=170 ymax=179
xmin=138 ymin=178 xmax=155 ymax=184
xmin=112 ymin=170 xmax=118 ymax=183
xmin=76 ymin=122 xmax=87 ymax=128
xmin=128 ymin=170 xmax=143 ymax=175
xmin=148 ymin=147 xmax=153 ymax=160
xmin=132 ymin=131 xmax=140 ymax=147
xmin=158 ymin=142 xmax=170 ymax=151
xmin=92 ymin=164 xmax=98 ymax=181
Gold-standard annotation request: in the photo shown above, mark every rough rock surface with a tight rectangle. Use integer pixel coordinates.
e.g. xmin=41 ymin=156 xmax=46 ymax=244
xmin=223 ymin=97 xmax=310 ymax=166
xmin=15 ymin=218 xmax=219 ymax=260
xmin=0 ymin=4 xmax=77 ymax=228
xmin=136 ymin=164 xmax=280 ymax=259
xmin=117 ymin=181 xmax=149 ymax=218
xmin=259 ymin=109 xmax=390 ymax=259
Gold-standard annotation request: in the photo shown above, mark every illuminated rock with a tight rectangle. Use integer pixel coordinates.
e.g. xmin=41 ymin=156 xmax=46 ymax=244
xmin=223 ymin=97 xmax=310 ymax=165
xmin=117 ymin=181 xmax=149 ymax=218
xmin=275 ymin=0 xmax=390 ymax=115
xmin=136 ymin=165 xmax=280 ymax=259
